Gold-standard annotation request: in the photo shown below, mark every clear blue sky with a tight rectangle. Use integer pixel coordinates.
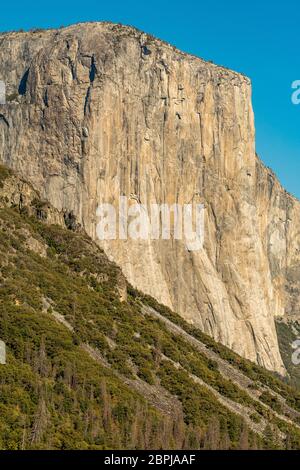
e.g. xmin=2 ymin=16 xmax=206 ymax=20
xmin=1 ymin=0 xmax=299 ymax=198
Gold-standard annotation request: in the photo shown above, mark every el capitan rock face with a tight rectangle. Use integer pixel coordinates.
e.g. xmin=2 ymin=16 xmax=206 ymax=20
xmin=1 ymin=22 xmax=300 ymax=374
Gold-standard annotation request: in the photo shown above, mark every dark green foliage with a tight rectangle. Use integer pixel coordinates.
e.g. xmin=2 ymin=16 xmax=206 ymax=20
xmin=259 ymin=391 xmax=282 ymax=414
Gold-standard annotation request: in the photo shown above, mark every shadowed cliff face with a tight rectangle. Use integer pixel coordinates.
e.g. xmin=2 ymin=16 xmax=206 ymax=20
xmin=0 ymin=22 xmax=299 ymax=374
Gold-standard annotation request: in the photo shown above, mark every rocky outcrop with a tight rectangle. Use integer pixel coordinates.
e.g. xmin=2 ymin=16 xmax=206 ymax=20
xmin=0 ymin=165 xmax=65 ymax=227
xmin=0 ymin=22 xmax=299 ymax=373
xmin=255 ymin=158 xmax=300 ymax=321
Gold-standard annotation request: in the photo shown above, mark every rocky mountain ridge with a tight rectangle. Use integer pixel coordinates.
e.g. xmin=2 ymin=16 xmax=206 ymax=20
xmin=0 ymin=22 xmax=300 ymax=374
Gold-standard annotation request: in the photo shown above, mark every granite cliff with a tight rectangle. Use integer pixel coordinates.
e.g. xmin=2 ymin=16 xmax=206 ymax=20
xmin=1 ymin=22 xmax=299 ymax=374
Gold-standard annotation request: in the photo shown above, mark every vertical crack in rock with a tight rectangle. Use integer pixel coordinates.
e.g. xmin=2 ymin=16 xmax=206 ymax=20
xmin=18 ymin=69 xmax=29 ymax=95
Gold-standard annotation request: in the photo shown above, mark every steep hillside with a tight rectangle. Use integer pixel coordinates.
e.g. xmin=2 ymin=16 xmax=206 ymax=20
xmin=1 ymin=22 xmax=300 ymax=373
xmin=1 ymin=165 xmax=300 ymax=450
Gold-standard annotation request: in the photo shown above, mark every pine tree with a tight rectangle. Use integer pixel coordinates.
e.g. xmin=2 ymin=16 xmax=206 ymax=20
xmin=31 ymin=397 xmax=48 ymax=445
xmin=100 ymin=379 xmax=111 ymax=432
xmin=220 ymin=428 xmax=231 ymax=450
xmin=238 ymin=423 xmax=249 ymax=450
xmin=203 ymin=417 xmax=220 ymax=449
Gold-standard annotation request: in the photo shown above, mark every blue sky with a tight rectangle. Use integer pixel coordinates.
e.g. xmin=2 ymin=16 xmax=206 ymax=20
xmin=1 ymin=0 xmax=299 ymax=198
